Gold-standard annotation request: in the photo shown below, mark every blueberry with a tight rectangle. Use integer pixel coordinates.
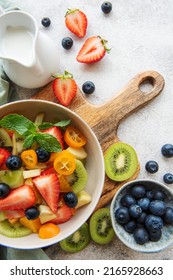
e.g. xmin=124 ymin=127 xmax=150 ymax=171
xmin=137 ymin=197 xmax=150 ymax=211
xmin=146 ymin=190 xmax=154 ymax=200
xmin=36 ymin=148 xmax=50 ymax=162
xmin=153 ymin=190 xmax=165 ymax=200
xmin=149 ymin=200 xmax=166 ymax=216
xmin=6 ymin=155 xmax=22 ymax=170
xmin=101 ymin=2 xmax=112 ymax=14
xmin=137 ymin=212 xmax=147 ymax=224
xmin=115 ymin=207 xmax=131 ymax=224
xmin=120 ymin=194 xmax=136 ymax=208
xmin=163 ymin=173 xmax=173 ymax=184
xmin=163 ymin=207 xmax=173 ymax=224
xmin=63 ymin=192 xmax=78 ymax=208
xmin=25 ymin=206 xmax=40 ymax=220
xmin=129 ymin=204 xmax=142 ymax=218
xmin=145 ymin=160 xmax=159 ymax=174
xmin=124 ymin=220 xmax=137 ymax=233
xmin=133 ymin=227 xmax=149 ymax=244
xmin=0 ymin=183 xmax=10 ymax=198
xmin=41 ymin=17 xmax=51 ymax=27
xmin=130 ymin=185 xmax=146 ymax=199
xmin=161 ymin=144 xmax=173 ymax=158
xmin=145 ymin=214 xmax=163 ymax=232
xmin=62 ymin=37 xmax=73 ymax=50
xmin=82 ymin=81 xmax=95 ymax=94
xmin=149 ymin=229 xmax=162 ymax=242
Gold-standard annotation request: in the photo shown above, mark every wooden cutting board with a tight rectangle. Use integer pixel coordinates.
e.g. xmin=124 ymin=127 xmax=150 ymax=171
xmin=31 ymin=70 xmax=165 ymax=210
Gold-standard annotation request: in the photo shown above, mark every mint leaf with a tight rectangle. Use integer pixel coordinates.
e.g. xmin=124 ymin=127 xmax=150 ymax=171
xmin=38 ymin=119 xmax=71 ymax=130
xmin=35 ymin=133 xmax=62 ymax=152
xmin=23 ymin=134 xmax=35 ymax=149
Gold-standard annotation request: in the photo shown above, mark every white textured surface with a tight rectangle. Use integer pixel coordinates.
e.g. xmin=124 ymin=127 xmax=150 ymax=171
xmin=8 ymin=0 xmax=173 ymax=259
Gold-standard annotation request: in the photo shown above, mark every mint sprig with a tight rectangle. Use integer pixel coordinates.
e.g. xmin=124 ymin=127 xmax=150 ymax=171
xmin=38 ymin=119 xmax=71 ymax=130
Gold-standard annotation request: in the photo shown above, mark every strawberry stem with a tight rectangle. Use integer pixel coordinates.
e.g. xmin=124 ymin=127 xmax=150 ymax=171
xmin=98 ymin=36 xmax=111 ymax=53
xmin=65 ymin=8 xmax=79 ymax=17
xmin=52 ymin=71 xmax=74 ymax=80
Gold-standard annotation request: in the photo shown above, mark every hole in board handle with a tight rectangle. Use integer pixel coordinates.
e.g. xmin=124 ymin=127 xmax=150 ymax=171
xmin=139 ymin=77 xmax=155 ymax=94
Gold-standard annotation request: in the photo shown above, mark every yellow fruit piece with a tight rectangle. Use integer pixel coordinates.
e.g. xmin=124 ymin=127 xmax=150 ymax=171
xmin=58 ymin=174 xmax=73 ymax=193
xmin=8 ymin=218 xmax=20 ymax=224
xmin=38 ymin=205 xmax=57 ymax=224
xmin=38 ymin=222 xmax=60 ymax=239
xmin=20 ymin=217 xmax=41 ymax=233
xmin=76 ymin=190 xmax=92 ymax=209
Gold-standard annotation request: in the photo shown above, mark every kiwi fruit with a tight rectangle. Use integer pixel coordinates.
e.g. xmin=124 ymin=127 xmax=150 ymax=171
xmin=0 ymin=170 xmax=24 ymax=188
xmin=0 ymin=220 xmax=32 ymax=238
xmin=104 ymin=142 xmax=138 ymax=181
xmin=89 ymin=208 xmax=115 ymax=245
xmin=59 ymin=222 xmax=90 ymax=253
xmin=66 ymin=159 xmax=88 ymax=194
xmin=0 ymin=128 xmax=13 ymax=147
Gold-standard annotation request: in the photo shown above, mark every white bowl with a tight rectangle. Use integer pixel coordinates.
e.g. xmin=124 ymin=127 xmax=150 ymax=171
xmin=0 ymin=100 xmax=105 ymax=249
xmin=110 ymin=179 xmax=173 ymax=253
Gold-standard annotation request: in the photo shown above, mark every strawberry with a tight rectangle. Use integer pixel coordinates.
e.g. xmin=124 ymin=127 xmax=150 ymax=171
xmin=76 ymin=36 xmax=110 ymax=64
xmin=0 ymin=185 xmax=36 ymax=211
xmin=41 ymin=166 xmax=56 ymax=176
xmin=43 ymin=126 xmax=64 ymax=149
xmin=33 ymin=173 xmax=60 ymax=213
xmin=65 ymin=9 xmax=87 ymax=38
xmin=50 ymin=204 xmax=73 ymax=224
xmin=52 ymin=71 xmax=77 ymax=107
xmin=0 ymin=148 xmax=11 ymax=168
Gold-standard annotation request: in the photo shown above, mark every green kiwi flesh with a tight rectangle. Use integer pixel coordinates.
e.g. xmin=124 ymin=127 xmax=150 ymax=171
xmin=89 ymin=208 xmax=115 ymax=245
xmin=66 ymin=159 xmax=88 ymax=194
xmin=104 ymin=142 xmax=138 ymax=181
xmin=0 ymin=220 xmax=32 ymax=238
xmin=0 ymin=170 xmax=24 ymax=188
xmin=59 ymin=223 xmax=90 ymax=253
xmin=0 ymin=128 xmax=13 ymax=147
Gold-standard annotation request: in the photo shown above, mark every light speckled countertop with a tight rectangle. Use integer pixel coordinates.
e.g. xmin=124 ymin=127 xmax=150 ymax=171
xmin=5 ymin=0 xmax=173 ymax=259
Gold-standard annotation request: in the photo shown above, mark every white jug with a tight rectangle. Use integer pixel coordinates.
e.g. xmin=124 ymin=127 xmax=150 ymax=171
xmin=0 ymin=10 xmax=59 ymax=88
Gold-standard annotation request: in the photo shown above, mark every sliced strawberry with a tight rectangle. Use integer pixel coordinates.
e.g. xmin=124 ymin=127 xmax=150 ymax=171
xmin=65 ymin=9 xmax=87 ymax=38
xmin=0 ymin=185 xmax=36 ymax=211
xmin=50 ymin=204 xmax=73 ymax=224
xmin=5 ymin=210 xmax=25 ymax=219
xmin=43 ymin=126 xmax=64 ymax=149
xmin=52 ymin=71 xmax=77 ymax=107
xmin=33 ymin=173 xmax=60 ymax=213
xmin=76 ymin=36 xmax=110 ymax=63
xmin=41 ymin=166 xmax=56 ymax=176
xmin=0 ymin=148 xmax=11 ymax=168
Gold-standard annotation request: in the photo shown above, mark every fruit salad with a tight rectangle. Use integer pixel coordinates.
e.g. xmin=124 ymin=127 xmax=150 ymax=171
xmin=0 ymin=113 xmax=92 ymax=239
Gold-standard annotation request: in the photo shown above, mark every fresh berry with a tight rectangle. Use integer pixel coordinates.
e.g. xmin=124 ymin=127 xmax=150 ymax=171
xmin=149 ymin=229 xmax=162 ymax=242
xmin=137 ymin=197 xmax=150 ymax=211
xmin=163 ymin=173 xmax=173 ymax=184
xmin=52 ymin=71 xmax=77 ymax=106
xmin=25 ymin=206 xmax=40 ymax=220
xmin=0 ymin=185 xmax=35 ymax=211
xmin=5 ymin=155 xmax=22 ymax=170
xmin=146 ymin=190 xmax=154 ymax=200
xmin=129 ymin=204 xmax=142 ymax=218
xmin=163 ymin=207 xmax=173 ymax=224
xmin=130 ymin=185 xmax=146 ymax=199
xmin=82 ymin=81 xmax=95 ymax=94
xmin=145 ymin=214 xmax=163 ymax=232
xmin=65 ymin=9 xmax=87 ymax=38
xmin=33 ymin=173 xmax=60 ymax=213
xmin=41 ymin=166 xmax=56 ymax=175
xmin=145 ymin=160 xmax=159 ymax=173
xmin=115 ymin=207 xmax=131 ymax=224
xmin=36 ymin=147 xmax=51 ymax=162
xmin=76 ymin=36 xmax=110 ymax=63
xmin=124 ymin=220 xmax=137 ymax=233
xmin=62 ymin=37 xmax=73 ymax=50
xmin=0 ymin=148 xmax=11 ymax=168
xmin=161 ymin=144 xmax=173 ymax=158
xmin=101 ymin=2 xmax=112 ymax=14
xmin=43 ymin=126 xmax=64 ymax=149
xmin=41 ymin=17 xmax=51 ymax=27
xmin=137 ymin=212 xmax=147 ymax=224
xmin=133 ymin=227 xmax=149 ymax=245
xmin=153 ymin=190 xmax=165 ymax=200
xmin=50 ymin=204 xmax=74 ymax=224
xmin=0 ymin=183 xmax=10 ymax=198
xmin=63 ymin=192 xmax=78 ymax=208
xmin=149 ymin=200 xmax=166 ymax=216
xmin=120 ymin=194 xmax=136 ymax=208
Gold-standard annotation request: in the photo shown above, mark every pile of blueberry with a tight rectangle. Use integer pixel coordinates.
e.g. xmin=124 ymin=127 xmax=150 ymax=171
xmin=114 ymin=184 xmax=173 ymax=245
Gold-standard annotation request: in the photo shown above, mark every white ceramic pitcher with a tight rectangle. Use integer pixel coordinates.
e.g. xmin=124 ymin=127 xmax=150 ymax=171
xmin=0 ymin=9 xmax=59 ymax=88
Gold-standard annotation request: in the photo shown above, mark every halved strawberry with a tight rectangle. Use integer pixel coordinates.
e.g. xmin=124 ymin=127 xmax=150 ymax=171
xmin=76 ymin=36 xmax=110 ymax=63
xmin=65 ymin=9 xmax=87 ymax=38
xmin=52 ymin=71 xmax=77 ymax=107
xmin=0 ymin=148 xmax=11 ymax=168
xmin=50 ymin=204 xmax=73 ymax=224
xmin=43 ymin=126 xmax=64 ymax=149
xmin=0 ymin=185 xmax=36 ymax=211
xmin=33 ymin=173 xmax=60 ymax=213
xmin=41 ymin=166 xmax=56 ymax=176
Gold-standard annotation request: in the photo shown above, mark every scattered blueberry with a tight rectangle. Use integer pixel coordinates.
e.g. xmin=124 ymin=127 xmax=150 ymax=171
xmin=36 ymin=147 xmax=51 ymax=162
xmin=149 ymin=229 xmax=162 ymax=242
xmin=163 ymin=207 xmax=173 ymax=224
xmin=149 ymin=200 xmax=166 ymax=216
xmin=124 ymin=220 xmax=137 ymax=233
xmin=163 ymin=173 xmax=173 ymax=184
xmin=153 ymin=190 xmax=165 ymax=200
xmin=145 ymin=160 xmax=159 ymax=174
xmin=101 ymin=2 xmax=112 ymax=14
xmin=41 ymin=17 xmax=51 ymax=27
xmin=133 ymin=227 xmax=149 ymax=245
xmin=146 ymin=190 xmax=154 ymax=200
xmin=25 ymin=206 xmax=40 ymax=220
xmin=6 ymin=155 xmax=22 ymax=170
xmin=145 ymin=214 xmax=163 ymax=232
xmin=115 ymin=207 xmax=131 ymax=224
xmin=0 ymin=183 xmax=10 ymax=198
xmin=131 ymin=185 xmax=146 ymax=199
xmin=62 ymin=37 xmax=73 ymax=50
xmin=161 ymin=144 xmax=173 ymax=158
xmin=64 ymin=192 xmax=78 ymax=208
xmin=129 ymin=204 xmax=142 ymax=218
xmin=82 ymin=81 xmax=95 ymax=94
xmin=120 ymin=194 xmax=136 ymax=208
xmin=137 ymin=197 xmax=150 ymax=211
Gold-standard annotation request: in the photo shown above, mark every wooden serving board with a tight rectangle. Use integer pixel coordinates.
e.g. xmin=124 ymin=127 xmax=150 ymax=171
xmin=31 ymin=70 xmax=165 ymax=210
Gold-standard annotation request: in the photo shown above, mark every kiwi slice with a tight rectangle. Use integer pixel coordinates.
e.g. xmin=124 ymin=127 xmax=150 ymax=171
xmin=66 ymin=159 xmax=88 ymax=194
xmin=104 ymin=142 xmax=138 ymax=181
xmin=0 ymin=170 xmax=24 ymax=188
xmin=0 ymin=220 xmax=32 ymax=238
xmin=59 ymin=223 xmax=90 ymax=253
xmin=0 ymin=128 xmax=13 ymax=147
xmin=89 ymin=208 xmax=115 ymax=245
